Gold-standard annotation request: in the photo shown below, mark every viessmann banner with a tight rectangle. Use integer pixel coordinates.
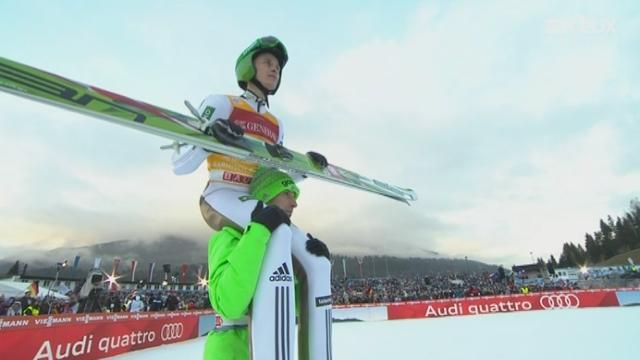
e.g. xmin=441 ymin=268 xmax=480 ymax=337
xmin=0 ymin=311 xmax=210 ymax=359
xmin=386 ymin=290 xmax=621 ymax=320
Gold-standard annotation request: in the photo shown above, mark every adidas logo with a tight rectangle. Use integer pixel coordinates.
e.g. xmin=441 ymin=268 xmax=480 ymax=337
xmin=269 ymin=262 xmax=292 ymax=282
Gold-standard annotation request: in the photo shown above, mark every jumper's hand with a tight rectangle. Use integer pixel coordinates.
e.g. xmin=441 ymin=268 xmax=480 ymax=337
xmin=305 ymin=233 xmax=330 ymax=260
xmin=204 ymin=118 xmax=244 ymax=140
xmin=250 ymin=201 xmax=291 ymax=233
xmin=306 ymin=151 xmax=328 ymax=168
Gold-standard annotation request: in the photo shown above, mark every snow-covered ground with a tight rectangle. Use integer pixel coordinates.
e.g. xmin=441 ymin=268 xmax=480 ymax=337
xmin=111 ymin=307 xmax=639 ymax=359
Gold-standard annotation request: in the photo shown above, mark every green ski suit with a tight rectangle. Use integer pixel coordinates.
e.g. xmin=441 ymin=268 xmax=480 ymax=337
xmin=204 ymin=222 xmax=299 ymax=359
xmin=204 ymin=222 xmax=269 ymax=360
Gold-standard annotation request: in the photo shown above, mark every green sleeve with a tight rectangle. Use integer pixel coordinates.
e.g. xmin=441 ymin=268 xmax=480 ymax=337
xmin=208 ymin=223 xmax=271 ymax=319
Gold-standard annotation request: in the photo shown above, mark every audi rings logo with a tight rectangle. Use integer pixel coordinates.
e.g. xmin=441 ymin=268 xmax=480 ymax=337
xmin=539 ymin=294 xmax=580 ymax=310
xmin=161 ymin=323 xmax=184 ymax=341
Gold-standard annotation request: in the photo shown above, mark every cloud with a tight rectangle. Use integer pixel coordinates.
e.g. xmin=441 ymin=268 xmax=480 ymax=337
xmin=1 ymin=1 xmax=637 ymax=267
xmin=277 ymin=1 xmax=639 ymax=263
xmin=437 ymin=123 xmax=640 ymax=262
xmin=292 ymin=180 xmax=447 ymax=258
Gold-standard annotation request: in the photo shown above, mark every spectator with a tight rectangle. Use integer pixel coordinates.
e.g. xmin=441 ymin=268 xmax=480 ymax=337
xmin=164 ymin=291 xmax=179 ymax=311
xmin=23 ymin=299 xmax=39 ymax=316
xmin=39 ymin=298 xmax=50 ymax=315
xmin=128 ymin=295 xmax=145 ymax=312
xmin=149 ymin=293 xmax=163 ymax=311
xmin=80 ymin=287 xmax=105 ymax=313
xmin=108 ymin=294 xmax=123 ymax=313
xmin=6 ymin=301 xmax=23 ymax=316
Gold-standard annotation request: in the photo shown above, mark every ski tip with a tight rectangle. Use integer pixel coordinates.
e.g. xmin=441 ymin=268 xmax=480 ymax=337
xmin=402 ymin=197 xmax=414 ymax=206
xmin=389 ymin=193 xmax=416 ymax=205
xmin=390 ymin=188 xmax=417 ymax=205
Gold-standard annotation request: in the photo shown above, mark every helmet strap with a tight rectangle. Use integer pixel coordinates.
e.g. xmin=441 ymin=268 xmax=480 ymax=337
xmin=247 ymin=80 xmax=271 ymax=106
xmin=242 ymin=88 xmax=269 ymax=111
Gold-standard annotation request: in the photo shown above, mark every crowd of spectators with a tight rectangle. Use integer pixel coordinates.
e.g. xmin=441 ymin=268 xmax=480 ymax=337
xmin=331 ymin=272 xmax=580 ymax=305
xmin=0 ymin=288 xmax=211 ymax=317
xmin=2 ymin=268 xmax=630 ymax=316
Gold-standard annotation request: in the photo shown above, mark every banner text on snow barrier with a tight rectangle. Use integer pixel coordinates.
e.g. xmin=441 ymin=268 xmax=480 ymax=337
xmin=386 ymin=289 xmax=621 ymax=320
xmin=0 ymin=310 xmax=214 ymax=360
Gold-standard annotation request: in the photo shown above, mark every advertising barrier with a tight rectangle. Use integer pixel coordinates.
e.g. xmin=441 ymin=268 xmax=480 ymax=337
xmin=0 ymin=310 xmax=214 ymax=360
xmin=386 ymin=289 xmax=621 ymax=320
xmin=1 ymin=290 xmax=637 ymax=359
xmin=614 ymin=289 xmax=640 ymax=306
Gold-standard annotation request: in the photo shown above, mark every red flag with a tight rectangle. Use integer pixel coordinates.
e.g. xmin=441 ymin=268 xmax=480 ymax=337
xmin=180 ymin=264 xmax=189 ymax=283
xmin=111 ymin=258 xmax=121 ymax=274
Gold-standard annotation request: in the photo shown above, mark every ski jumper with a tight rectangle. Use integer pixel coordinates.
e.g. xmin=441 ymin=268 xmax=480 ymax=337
xmin=174 ymin=92 xmax=332 ymax=360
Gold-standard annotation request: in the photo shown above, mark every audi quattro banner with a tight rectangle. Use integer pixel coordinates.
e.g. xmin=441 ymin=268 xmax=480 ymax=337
xmin=0 ymin=311 xmax=208 ymax=360
xmin=387 ymin=290 xmax=620 ymax=320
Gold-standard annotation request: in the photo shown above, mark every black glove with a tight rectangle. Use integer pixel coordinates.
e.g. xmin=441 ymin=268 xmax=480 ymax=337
xmin=250 ymin=201 xmax=290 ymax=232
xmin=306 ymin=151 xmax=328 ymax=168
xmin=205 ymin=118 xmax=244 ymax=140
xmin=266 ymin=143 xmax=294 ymax=161
xmin=305 ymin=233 xmax=330 ymax=260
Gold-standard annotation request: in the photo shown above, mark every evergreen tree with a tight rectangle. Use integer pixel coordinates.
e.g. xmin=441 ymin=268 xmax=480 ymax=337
xmin=614 ymin=217 xmax=626 ymax=252
xmin=576 ymin=244 xmax=587 ymax=265
xmin=546 ymin=255 xmax=557 ymax=275
xmin=599 ymin=218 xmax=617 ymax=259
xmin=569 ymin=243 xmax=579 ymax=266
xmin=617 ymin=215 xmax=637 ymax=252
xmin=584 ymin=233 xmax=601 ymax=263
xmin=626 ymin=199 xmax=640 ymax=248
xmin=558 ymin=243 xmax=573 ymax=267
xmin=561 ymin=199 xmax=640 ymax=267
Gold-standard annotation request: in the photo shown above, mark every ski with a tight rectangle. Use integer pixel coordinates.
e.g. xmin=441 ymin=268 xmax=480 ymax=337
xmin=0 ymin=56 xmax=417 ymax=204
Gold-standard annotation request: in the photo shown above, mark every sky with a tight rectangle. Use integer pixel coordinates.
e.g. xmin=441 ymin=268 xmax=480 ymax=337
xmin=0 ymin=0 xmax=638 ymax=266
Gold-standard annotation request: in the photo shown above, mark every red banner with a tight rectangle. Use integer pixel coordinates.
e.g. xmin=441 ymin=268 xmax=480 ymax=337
xmin=0 ymin=311 xmax=213 ymax=360
xmin=387 ymin=290 xmax=620 ymax=320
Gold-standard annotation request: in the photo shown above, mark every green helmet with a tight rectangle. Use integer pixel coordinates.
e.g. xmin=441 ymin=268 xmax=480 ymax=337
xmin=235 ymin=36 xmax=288 ymax=95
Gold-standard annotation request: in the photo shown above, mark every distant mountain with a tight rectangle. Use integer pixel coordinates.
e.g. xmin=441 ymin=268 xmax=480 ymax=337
xmin=331 ymin=255 xmax=497 ymax=278
xmin=24 ymin=236 xmax=208 ymax=266
xmin=0 ymin=238 xmax=497 ymax=281
xmin=0 ymin=236 xmax=208 ymax=282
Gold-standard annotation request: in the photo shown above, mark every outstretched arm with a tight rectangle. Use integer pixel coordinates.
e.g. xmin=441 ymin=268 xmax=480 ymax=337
xmin=208 ymin=202 xmax=291 ymax=319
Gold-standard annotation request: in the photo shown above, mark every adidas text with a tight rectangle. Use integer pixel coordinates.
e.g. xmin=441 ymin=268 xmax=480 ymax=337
xmin=269 ymin=274 xmax=292 ymax=282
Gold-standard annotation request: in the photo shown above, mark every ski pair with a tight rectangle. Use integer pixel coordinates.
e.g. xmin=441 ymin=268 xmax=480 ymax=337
xmin=0 ymin=56 xmax=417 ymax=204
xmin=250 ymin=225 xmax=332 ymax=360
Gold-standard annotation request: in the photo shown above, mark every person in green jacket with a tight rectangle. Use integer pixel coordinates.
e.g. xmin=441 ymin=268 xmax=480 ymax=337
xmin=204 ymin=168 xmax=330 ymax=359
